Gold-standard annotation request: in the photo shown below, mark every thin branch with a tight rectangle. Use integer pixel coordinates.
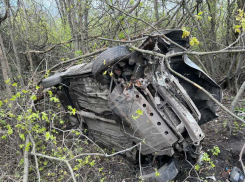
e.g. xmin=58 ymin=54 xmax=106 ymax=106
xmin=30 ymin=152 xmax=77 ymax=182
xmin=69 ymin=142 xmax=141 ymax=161
xmin=64 ymin=160 xmax=77 ymax=182
xmin=187 ymin=49 xmax=245 ymax=56
xmin=24 ymin=40 xmax=75 ymax=54
xmin=106 ymin=3 xmax=161 ymax=34
xmin=23 ymin=136 xmax=30 ymax=182
xmin=28 ymin=133 xmax=41 ymax=182
xmin=127 ymin=44 xmax=245 ymax=58
xmin=239 ymin=143 xmax=245 ymax=174
xmin=142 ymin=4 xmax=180 ymax=34
xmin=39 ymin=48 xmax=107 ymax=74
xmin=220 ymin=33 xmax=245 ymax=51
xmin=21 ymin=36 xmax=101 ymax=55
xmin=128 ymin=0 xmax=141 ymax=14
xmin=0 ymin=130 xmax=7 ymax=134
xmin=97 ymin=36 xmax=147 ymax=43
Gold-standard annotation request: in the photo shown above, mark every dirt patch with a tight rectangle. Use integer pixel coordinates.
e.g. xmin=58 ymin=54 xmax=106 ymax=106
xmin=174 ymin=93 xmax=245 ymax=181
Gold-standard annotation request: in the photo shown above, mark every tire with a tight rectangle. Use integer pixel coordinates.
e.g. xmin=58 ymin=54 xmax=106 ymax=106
xmin=41 ymin=72 xmax=63 ymax=88
xmin=92 ymin=45 xmax=131 ymax=83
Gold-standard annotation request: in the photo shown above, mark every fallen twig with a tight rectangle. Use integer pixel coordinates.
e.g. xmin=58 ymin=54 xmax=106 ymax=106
xmin=29 ymin=152 xmax=77 ymax=182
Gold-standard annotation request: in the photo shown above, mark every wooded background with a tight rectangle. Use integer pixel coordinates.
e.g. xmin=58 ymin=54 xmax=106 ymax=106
xmin=0 ymin=0 xmax=245 ymax=181
xmin=0 ymin=0 xmax=244 ymax=92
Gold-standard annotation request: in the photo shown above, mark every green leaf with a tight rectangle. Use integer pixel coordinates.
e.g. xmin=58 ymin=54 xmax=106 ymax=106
xmin=132 ymin=115 xmax=139 ymax=120
xmin=197 ymin=11 xmax=203 ymax=16
xmin=25 ymin=142 xmax=32 ymax=151
xmin=190 ymin=37 xmax=199 ymax=46
xmin=155 ymin=168 xmax=160 ymax=177
xmin=22 ymin=90 xmax=28 ymax=94
xmin=45 ymin=132 xmax=50 ymax=141
xmin=41 ymin=112 xmax=49 ymax=122
xmin=68 ymin=105 xmax=73 ymax=110
xmin=30 ymin=95 xmax=37 ymax=101
xmin=16 ymin=92 xmax=21 ymax=98
xmin=19 ymin=133 xmax=25 ymax=141
xmin=194 ymin=15 xmax=202 ymax=20
xmin=10 ymin=95 xmax=17 ymax=101
xmin=118 ymin=32 xmax=125 ymax=39
xmin=182 ymin=27 xmax=190 ymax=38
xmin=103 ymin=70 xmax=107 ymax=75
xmin=12 ymin=82 xmax=18 ymax=87
xmin=50 ymin=97 xmax=59 ymax=103
xmin=19 ymin=144 xmax=24 ymax=148
xmin=195 ymin=164 xmax=200 ymax=171
xmin=136 ymin=109 xmax=143 ymax=116
xmin=72 ymin=108 xmax=76 ymax=115
xmin=89 ymin=160 xmax=95 ymax=166
xmin=5 ymin=78 xmax=10 ymax=84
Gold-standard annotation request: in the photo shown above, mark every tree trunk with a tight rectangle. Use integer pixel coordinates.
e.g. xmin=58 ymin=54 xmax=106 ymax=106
xmin=4 ymin=0 xmax=24 ymax=86
xmin=0 ymin=34 xmax=12 ymax=98
xmin=55 ymin=0 xmax=66 ymax=27
xmin=64 ymin=0 xmax=78 ymax=53
xmin=154 ymin=0 xmax=159 ymax=24
xmin=0 ymin=34 xmax=14 ymax=83
xmin=20 ymin=0 xmax=34 ymax=75
xmin=66 ymin=0 xmax=79 ymax=52
xmin=83 ymin=0 xmax=89 ymax=53
xmin=235 ymin=52 xmax=245 ymax=78
xmin=207 ymin=0 xmax=217 ymax=79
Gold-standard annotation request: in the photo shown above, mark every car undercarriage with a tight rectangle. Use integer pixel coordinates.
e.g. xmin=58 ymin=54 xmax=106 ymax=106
xmin=41 ymin=29 xmax=222 ymax=182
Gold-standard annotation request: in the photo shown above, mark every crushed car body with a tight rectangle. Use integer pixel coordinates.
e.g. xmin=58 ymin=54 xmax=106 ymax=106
xmin=41 ymin=29 xmax=222 ymax=182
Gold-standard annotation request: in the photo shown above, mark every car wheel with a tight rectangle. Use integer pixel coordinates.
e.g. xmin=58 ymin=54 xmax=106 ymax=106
xmin=92 ymin=45 xmax=131 ymax=84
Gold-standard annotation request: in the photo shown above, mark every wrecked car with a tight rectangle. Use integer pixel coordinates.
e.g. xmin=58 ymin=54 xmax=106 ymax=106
xmin=41 ymin=29 xmax=222 ymax=182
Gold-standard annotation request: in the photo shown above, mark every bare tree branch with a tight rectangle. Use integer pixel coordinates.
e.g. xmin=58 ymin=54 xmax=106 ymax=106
xmin=23 ymin=136 xmax=30 ymax=182
xmin=39 ymin=48 xmax=107 ymax=74
xmin=239 ymin=142 xmax=245 ymax=174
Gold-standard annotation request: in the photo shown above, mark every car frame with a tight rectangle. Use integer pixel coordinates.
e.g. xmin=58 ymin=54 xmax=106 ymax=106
xmin=41 ymin=29 xmax=222 ymax=182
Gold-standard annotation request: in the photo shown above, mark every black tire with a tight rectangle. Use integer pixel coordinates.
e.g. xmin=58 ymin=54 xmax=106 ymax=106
xmin=41 ymin=73 xmax=63 ymax=88
xmin=92 ymin=45 xmax=131 ymax=83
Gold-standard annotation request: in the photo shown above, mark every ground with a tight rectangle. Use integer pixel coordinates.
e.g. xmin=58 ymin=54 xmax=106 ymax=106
xmin=172 ymin=92 xmax=245 ymax=182
xmin=1 ymin=93 xmax=243 ymax=182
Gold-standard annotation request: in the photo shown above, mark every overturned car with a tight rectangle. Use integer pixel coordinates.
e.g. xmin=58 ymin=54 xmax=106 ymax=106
xmin=41 ymin=30 xmax=222 ymax=181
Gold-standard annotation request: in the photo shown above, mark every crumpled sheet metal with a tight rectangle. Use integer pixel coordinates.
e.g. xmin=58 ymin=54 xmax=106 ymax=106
xmin=109 ymin=86 xmax=178 ymax=156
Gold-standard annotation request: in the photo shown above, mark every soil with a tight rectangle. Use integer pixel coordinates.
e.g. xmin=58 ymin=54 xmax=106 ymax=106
xmin=171 ymin=92 xmax=245 ymax=182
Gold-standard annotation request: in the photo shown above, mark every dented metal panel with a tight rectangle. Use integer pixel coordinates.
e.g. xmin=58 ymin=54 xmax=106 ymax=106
xmin=109 ymin=86 xmax=178 ymax=156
